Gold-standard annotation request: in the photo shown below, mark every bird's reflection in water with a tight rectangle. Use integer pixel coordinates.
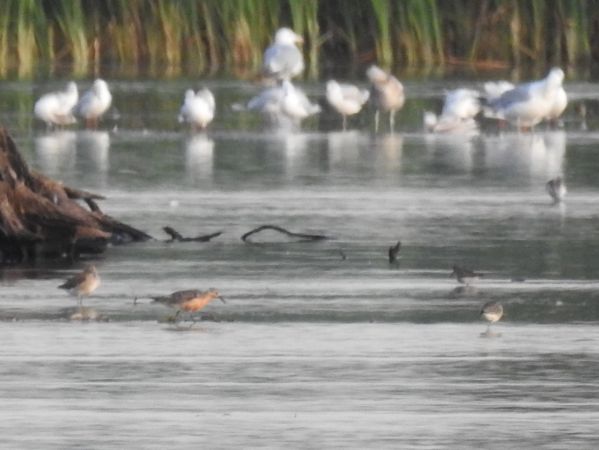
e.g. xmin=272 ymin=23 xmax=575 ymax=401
xmin=271 ymin=132 xmax=310 ymax=178
xmin=35 ymin=131 xmax=77 ymax=175
xmin=425 ymin=133 xmax=475 ymax=173
xmin=481 ymin=131 xmax=565 ymax=180
xmin=374 ymin=133 xmax=403 ymax=172
xmin=185 ymin=134 xmax=214 ymax=182
xmin=327 ymin=130 xmax=369 ymax=170
xmin=77 ymin=130 xmax=110 ymax=173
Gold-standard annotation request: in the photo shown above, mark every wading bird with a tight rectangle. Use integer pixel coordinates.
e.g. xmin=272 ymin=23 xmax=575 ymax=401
xmin=152 ymin=288 xmax=225 ymax=322
xmin=58 ymin=265 xmax=100 ymax=306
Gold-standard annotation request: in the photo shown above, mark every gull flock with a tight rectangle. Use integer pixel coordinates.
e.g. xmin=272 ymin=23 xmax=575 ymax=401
xmin=34 ymin=27 xmax=568 ymax=135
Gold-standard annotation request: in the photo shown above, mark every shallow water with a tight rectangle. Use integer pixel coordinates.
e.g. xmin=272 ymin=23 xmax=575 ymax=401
xmin=1 ymin=76 xmax=599 ymax=448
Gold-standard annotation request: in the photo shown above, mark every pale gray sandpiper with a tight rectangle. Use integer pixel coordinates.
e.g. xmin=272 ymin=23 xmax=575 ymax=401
xmin=58 ymin=265 xmax=100 ymax=306
xmin=480 ymin=301 xmax=503 ymax=334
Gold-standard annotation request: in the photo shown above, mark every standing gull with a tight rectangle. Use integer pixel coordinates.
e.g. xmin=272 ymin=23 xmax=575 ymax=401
xmin=263 ymin=27 xmax=304 ymax=81
xmin=76 ymin=79 xmax=113 ymax=128
xmin=247 ymin=81 xmax=320 ymax=129
xmin=366 ymin=65 xmax=405 ymax=132
xmin=34 ymin=81 xmax=79 ymax=128
xmin=326 ymin=80 xmax=370 ymax=130
xmin=424 ymin=88 xmax=481 ymax=134
xmin=484 ymin=68 xmax=565 ymax=129
xmin=178 ymin=88 xmax=215 ymax=131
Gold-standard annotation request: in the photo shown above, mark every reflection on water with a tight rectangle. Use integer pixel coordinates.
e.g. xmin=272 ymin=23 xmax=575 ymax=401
xmin=185 ymin=134 xmax=214 ymax=182
xmin=77 ymin=130 xmax=110 ymax=173
xmin=481 ymin=131 xmax=566 ymax=180
xmin=425 ymin=133 xmax=475 ymax=172
xmin=34 ymin=131 xmax=77 ymax=175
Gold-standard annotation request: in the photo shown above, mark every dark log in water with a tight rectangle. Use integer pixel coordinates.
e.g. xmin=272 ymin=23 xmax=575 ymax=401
xmin=241 ymin=225 xmax=330 ymax=243
xmin=162 ymin=226 xmax=223 ymax=243
xmin=0 ymin=128 xmax=150 ymax=263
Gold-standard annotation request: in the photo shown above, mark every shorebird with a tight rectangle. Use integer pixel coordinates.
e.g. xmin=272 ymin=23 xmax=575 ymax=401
xmin=451 ymin=265 xmax=483 ymax=285
xmin=178 ymin=88 xmax=215 ymax=131
xmin=263 ymin=27 xmax=304 ymax=81
xmin=34 ymin=81 xmax=79 ymax=128
xmin=480 ymin=301 xmax=503 ymax=333
xmin=58 ymin=265 xmax=100 ymax=306
xmin=546 ymin=176 xmax=567 ymax=204
xmin=326 ymin=80 xmax=370 ymax=130
xmin=366 ymin=65 xmax=405 ymax=132
xmin=75 ymin=79 xmax=112 ymax=128
xmin=484 ymin=68 xmax=565 ymax=129
xmin=388 ymin=241 xmax=401 ymax=264
xmin=152 ymin=288 xmax=225 ymax=322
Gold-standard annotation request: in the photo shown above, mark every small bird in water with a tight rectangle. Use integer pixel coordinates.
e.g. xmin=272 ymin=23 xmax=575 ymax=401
xmin=58 ymin=265 xmax=100 ymax=306
xmin=388 ymin=241 xmax=401 ymax=264
xmin=546 ymin=176 xmax=566 ymax=204
xmin=152 ymin=288 xmax=225 ymax=322
xmin=480 ymin=301 xmax=503 ymax=333
xmin=451 ymin=265 xmax=483 ymax=285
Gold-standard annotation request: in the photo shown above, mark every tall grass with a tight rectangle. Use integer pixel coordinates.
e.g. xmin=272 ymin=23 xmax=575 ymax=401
xmin=0 ymin=0 xmax=596 ymax=78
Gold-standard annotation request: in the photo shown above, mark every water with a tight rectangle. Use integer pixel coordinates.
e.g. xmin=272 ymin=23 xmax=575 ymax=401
xmin=1 ymin=75 xmax=599 ymax=448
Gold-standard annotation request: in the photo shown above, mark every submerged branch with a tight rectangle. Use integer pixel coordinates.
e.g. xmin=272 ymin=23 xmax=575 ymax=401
xmin=241 ymin=224 xmax=330 ymax=243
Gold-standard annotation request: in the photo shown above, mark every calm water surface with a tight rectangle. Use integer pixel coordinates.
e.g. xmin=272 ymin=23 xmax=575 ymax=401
xmin=1 ymin=75 xmax=599 ymax=448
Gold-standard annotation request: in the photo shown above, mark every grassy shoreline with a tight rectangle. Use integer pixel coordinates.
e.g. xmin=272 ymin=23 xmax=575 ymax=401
xmin=1 ymin=0 xmax=594 ymax=78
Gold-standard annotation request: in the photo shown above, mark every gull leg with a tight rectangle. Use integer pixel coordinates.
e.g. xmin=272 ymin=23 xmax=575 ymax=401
xmin=374 ymin=110 xmax=380 ymax=133
xmin=390 ymin=110 xmax=396 ymax=133
xmin=342 ymin=115 xmax=347 ymax=131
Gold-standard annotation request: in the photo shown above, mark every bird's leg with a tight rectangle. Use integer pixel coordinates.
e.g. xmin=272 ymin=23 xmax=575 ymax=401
xmin=342 ymin=115 xmax=347 ymax=131
xmin=390 ymin=110 xmax=396 ymax=133
xmin=374 ymin=110 xmax=380 ymax=133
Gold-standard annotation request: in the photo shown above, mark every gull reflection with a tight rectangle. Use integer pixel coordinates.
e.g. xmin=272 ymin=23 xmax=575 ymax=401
xmin=327 ymin=130 xmax=369 ymax=170
xmin=35 ymin=130 xmax=77 ymax=175
xmin=185 ymin=134 xmax=214 ymax=182
xmin=481 ymin=131 xmax=565 ymax=179
xmin=373 ymin=133 xmax=403 ymax=173
xmin=424 ymin=133 xmax=475 ymax=172
xmin=77 ymin=130 xmax=110 ymax=173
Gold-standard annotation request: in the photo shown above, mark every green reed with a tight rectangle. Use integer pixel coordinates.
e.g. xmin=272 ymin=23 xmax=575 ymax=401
xmin=0 ymin=0 xmax=596 ymax=78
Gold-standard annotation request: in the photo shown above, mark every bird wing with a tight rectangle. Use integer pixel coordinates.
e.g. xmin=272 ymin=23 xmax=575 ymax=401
xmin=59 ymin=271 xmax=87 ymax=289
xmin=153 ymin=289 xmax=201 ymax=305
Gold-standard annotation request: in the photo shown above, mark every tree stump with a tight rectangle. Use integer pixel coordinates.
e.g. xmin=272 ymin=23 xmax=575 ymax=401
xmin=0 ymin=128 xmax=151 ymax=263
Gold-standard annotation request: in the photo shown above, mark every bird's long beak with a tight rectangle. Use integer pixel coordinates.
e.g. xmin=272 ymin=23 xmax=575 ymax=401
xmin=219 ymin=296 xmax=226 ymax=304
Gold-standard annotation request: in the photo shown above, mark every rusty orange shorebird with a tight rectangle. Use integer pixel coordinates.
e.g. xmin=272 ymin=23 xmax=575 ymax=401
xmin=58 ymin=265 xmax=100 ymax=306
xmin=152 ymin=288 xmax=225 ymax=322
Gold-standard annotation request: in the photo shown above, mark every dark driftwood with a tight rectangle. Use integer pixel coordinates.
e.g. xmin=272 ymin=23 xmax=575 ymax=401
xmin=0 ymin=128 xmax=150 ymax=262
xmin=162 ymin=226 xmax=223 ymax=243
xmin=241 ymin=225 xmax=330 ymax=243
